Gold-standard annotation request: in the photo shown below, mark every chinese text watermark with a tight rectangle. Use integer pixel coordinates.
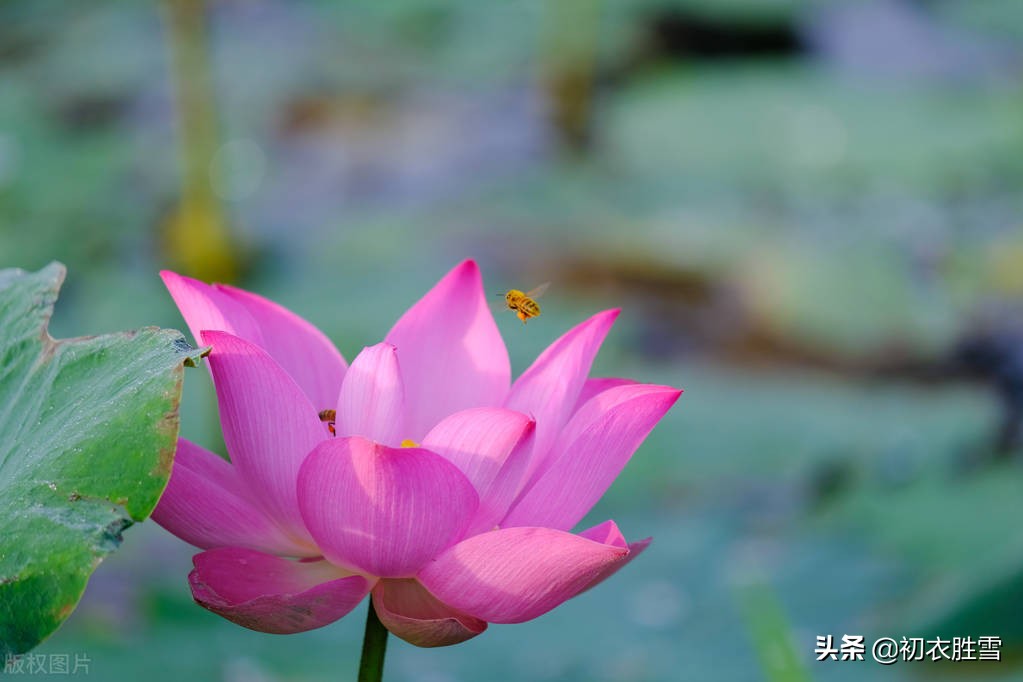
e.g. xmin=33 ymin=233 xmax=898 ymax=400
xmin=4 ymin=653 xmax=91 ymax=675
xmin=815 ymin=635 xmax=1001 ymax=665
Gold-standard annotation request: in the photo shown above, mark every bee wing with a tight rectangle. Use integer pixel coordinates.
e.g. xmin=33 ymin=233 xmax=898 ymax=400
xmin=490 ymin=293 xmax=509 ymax=313
xmin=525 ymin=282 xmax=550 ymax=300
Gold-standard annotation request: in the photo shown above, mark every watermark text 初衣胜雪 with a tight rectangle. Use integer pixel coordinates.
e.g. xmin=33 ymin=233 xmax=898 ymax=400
xmin=815 ymin=635 xmax=1001 ymax=665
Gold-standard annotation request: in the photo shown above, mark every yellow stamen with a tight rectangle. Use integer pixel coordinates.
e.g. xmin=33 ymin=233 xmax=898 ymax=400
xmin=400 ymin=439 xmax=419 ymax=448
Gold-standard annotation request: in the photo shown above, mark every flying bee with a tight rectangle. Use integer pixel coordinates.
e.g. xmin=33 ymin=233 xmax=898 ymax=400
xmin=318 ymin=409 xmax=336 ymax=436
xmin=501 ymin=282 xmax=549 ymax=324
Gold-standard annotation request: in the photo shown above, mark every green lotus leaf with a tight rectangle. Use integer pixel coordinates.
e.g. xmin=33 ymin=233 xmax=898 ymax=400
xmin=0 ymin=263 xmax=204 ymax=655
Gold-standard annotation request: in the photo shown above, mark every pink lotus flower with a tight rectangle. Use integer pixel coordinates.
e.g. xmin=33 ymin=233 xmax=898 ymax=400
xmin=154 ymin=260 xmax=680 ymax=646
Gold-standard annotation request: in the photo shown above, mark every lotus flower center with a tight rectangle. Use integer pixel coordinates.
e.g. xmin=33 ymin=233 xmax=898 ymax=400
xmin=318 ymin=409 xmax=418 ymax=447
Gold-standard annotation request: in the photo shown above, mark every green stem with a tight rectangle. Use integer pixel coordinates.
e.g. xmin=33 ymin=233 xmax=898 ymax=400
xmin=357 ymin=598 xmax=389 ymax=682
xmin=162 ymin=0 xmax=219 ymax=202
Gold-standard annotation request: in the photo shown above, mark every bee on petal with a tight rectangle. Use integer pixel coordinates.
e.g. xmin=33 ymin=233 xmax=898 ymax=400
xmin=318 ymin=409 xmax=336 ymax=436
xmin=501 ymin=282 xmax=549 ymax=324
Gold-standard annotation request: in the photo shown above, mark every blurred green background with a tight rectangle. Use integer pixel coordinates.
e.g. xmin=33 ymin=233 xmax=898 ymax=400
xmin=3 ymin=0 xmax=1023 ymax=680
